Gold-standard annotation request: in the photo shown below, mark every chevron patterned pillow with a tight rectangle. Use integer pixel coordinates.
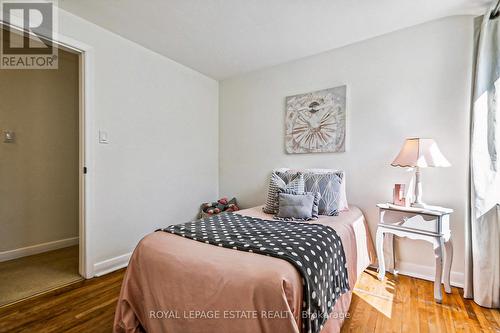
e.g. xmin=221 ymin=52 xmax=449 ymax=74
xmin=302 ymin=172 xmax=344 ymax=216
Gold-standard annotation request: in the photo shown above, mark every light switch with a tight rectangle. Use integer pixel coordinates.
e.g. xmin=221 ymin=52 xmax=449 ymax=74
xmin=99 ymin=130 xmax=109 ymax=144
xmin=3 ymin=130 xmax=15 ymax=143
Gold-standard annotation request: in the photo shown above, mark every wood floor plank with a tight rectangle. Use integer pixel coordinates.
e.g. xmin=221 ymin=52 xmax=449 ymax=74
xmin=390 ymin=274 xmax=403 ymax=333
xmin=450 ymin=288 xmax=470 ymax=333
xmin=401 ymin=275 xmax=418 ymax=333
xmin=0 ymin=268 xmax=498 ymax=333
xmin=491 ymin=305 xmax=500 ymax=329
xmin=470 ymin=300 xmax=498 ymax=333
xmin=408 ymin=277 xmax=422 ymax=333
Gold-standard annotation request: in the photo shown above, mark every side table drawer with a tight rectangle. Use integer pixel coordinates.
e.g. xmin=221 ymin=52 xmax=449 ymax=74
xmin=379 ymin=210 xmax=445 ymax=235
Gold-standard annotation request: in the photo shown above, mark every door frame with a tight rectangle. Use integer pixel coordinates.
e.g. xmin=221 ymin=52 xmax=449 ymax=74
xmin=56 ymin=34 xmax=95 ymax=279
xmin=0 ymin=21 xmax=95 ymax=278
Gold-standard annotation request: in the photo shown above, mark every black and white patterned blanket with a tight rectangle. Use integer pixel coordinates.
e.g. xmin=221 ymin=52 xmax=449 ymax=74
xmin=159 ymin=212 xmax=349 ymax=333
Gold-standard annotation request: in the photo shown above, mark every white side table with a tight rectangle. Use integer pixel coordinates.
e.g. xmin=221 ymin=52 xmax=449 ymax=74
xmin=375 ymin=203 xmax=454 ymax=303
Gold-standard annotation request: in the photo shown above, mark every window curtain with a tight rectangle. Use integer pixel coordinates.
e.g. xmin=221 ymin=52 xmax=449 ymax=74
xmin=466 ymin=1 xmax=500 ymax=308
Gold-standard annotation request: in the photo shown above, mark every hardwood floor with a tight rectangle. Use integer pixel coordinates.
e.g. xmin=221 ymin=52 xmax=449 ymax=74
xmin=0 ymin=268 xmax=498 ymax=333
xmin=0 ymin=269 xmax=124 ymax=333
xmin=341 ymin=269 xmax=499 ymax=333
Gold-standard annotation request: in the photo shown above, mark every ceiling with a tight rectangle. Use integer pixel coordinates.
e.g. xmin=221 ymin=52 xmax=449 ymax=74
xmin=58 ymin=0 xmax=489 ymax=80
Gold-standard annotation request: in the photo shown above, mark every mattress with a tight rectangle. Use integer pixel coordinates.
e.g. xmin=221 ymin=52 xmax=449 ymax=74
xmin=113 ymin=205 xmax=376 ymax=333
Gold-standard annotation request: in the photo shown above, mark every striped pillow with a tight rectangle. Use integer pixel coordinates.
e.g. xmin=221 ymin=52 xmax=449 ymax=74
xmin=263 ymin=171 xmax=304 ymax=214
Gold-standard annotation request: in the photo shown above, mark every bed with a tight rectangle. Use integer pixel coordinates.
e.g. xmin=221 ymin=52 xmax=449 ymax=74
xmin=113 ymin=205 xmax=376 ymax=333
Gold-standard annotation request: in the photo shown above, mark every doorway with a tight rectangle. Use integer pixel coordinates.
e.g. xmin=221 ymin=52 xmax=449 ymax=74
xmin=0 ymin=25 xmax=85 ymax=306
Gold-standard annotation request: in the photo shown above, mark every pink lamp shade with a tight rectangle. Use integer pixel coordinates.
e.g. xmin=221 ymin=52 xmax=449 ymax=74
xmin=391 ymin=138 xmax=451 ymax=168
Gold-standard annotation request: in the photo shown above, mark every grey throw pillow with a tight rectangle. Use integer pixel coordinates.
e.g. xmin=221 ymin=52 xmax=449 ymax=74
xmin=274 ymin=190 xmax=321 ymax=221
xmin=302 ymin=172 xmax=343 ymax=216
xmin=263 ymin=172 xmax=305 ymax=214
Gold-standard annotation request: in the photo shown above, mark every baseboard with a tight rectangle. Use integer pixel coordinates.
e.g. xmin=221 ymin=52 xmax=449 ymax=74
xmin=0 ymin=237 xmax=79 ymax=262
xmin=93 ymin=252 xmax=132 ymax=277
xmin=390 ymin=261 xmax=464 ymax=288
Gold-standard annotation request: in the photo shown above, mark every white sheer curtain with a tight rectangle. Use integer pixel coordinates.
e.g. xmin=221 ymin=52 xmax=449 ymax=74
xmin=466 ymin=1 xmax=500 ymax=308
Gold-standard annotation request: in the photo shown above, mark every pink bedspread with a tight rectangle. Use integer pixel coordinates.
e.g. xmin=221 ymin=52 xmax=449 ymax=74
xmin=113 ymin=205 xmax=376 ymax=333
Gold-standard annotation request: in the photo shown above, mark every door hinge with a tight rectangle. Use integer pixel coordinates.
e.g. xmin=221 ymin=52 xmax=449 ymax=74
xmin=83 ymin=167 xmax=87 ymax=174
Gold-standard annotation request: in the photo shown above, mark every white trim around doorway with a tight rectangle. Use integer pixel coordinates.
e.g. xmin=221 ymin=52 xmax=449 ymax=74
xmin=56 ymin=34 xmax=95 ymax=279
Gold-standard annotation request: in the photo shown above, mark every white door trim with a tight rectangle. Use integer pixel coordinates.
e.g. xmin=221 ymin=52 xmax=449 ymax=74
xmin=56 ymin=35 xmax=95 ymax=279
xmin=61 ymin=36 xmax=95 ymax=279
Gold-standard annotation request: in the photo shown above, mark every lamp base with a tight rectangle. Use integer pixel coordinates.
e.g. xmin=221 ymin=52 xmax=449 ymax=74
xmin=411 ymin=202 xmax=428 ymax=209
xmin=412 ymin=168 xmax=427 ymax=209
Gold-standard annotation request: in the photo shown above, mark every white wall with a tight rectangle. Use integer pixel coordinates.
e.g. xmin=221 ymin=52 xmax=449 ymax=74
xmin=220 ymin=16 xmax=473 ymax=285
xmin=57 ymin=10 xmax=219 ymax=276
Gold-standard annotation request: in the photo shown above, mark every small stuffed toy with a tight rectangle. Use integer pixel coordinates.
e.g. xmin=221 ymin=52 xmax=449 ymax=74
xmin=200 ymin=197 xmax=239 ymax=217
xmin=225 ymin=197 xmax=239 ymax=212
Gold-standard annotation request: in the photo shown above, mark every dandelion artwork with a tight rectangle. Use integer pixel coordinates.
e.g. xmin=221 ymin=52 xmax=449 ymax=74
xmin=285 ymin=86 xmax=346 ymax=154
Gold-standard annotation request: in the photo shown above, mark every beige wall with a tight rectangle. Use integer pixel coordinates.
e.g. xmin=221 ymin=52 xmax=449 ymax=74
xmin=220 ymin=16 xmax=473 ymax=286
xmin=0 ymin=44 xmax=79 ymax=251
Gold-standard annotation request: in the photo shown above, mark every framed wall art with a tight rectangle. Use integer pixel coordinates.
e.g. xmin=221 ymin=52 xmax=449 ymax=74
xmin=285 ymin=85 xmax=346 ymax=154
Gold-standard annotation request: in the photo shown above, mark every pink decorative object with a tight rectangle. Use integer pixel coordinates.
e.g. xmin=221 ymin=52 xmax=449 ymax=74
xmin=393 ymin=184 xmax=406 ymax=206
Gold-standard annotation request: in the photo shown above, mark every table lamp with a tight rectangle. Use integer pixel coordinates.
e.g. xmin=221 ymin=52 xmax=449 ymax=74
xmin=391 ymin=138 xmax=451 ymax=208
